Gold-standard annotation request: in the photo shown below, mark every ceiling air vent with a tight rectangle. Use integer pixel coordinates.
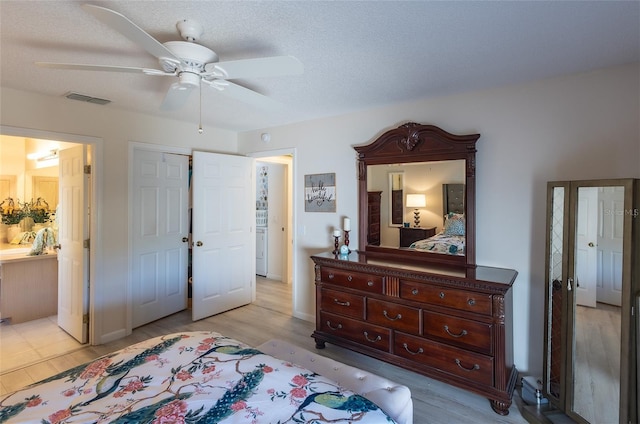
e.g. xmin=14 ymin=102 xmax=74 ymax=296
xmin=64 ymin=92 xmax=111 ymax=105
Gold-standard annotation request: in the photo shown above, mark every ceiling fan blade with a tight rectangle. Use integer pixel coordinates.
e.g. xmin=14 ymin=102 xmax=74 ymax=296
xmin=209 ymin=81 xmax=284 ymax=110
xmin=35 ymin=62 xmax=169 ymax=75
xmin=82 ymin=4 xmax=179 ymax=61
xmin=204 ymin=56 xmax=303 ymax=79
xmin=160 ymin=82 xmax=195 ymax=111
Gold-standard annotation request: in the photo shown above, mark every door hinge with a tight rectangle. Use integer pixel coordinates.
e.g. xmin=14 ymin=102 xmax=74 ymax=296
xmin=84 ymin=239 xmax=90 ymax=249
xmin=84 ymin=165 xmax=91 ymax=174
xmin=83 ymin=314 xmax=89 ymax=324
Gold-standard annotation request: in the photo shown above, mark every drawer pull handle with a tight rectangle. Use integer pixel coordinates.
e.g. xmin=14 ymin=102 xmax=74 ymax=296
xmin=347 ymin=275 xmax=353 ymax=281
xmin=326 ymin=321 xmax=343 ymax=331
xmin=363 ymin=332 xmax=382 ymax=343
xmin=402 ymin=343 xmax=424 ymax=355
xmin=368 ymin=281 xmax=374 ymax=287
xmin=383 ymin=310 xmax=402 ymax=321
xmin=455 ymin=359 xmax=480 ymax=371
xmin=467 ymin=298 xmax=476 ymax=306
xmin=411 ymin=289 xmax=418 ymax=295
xmin=333 ymin=299 xmax=351 ymax=307
xmin=439 ymin=292 xmax=445 ymax=299
xmin=328 ymin=273 xmax=335 ymax=279
xmin=444 ymin=325 xmax=468 ymax=338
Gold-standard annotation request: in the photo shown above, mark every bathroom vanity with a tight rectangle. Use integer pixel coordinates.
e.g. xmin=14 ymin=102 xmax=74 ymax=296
xmin=0 ymin=251 xmax=58 ymax=323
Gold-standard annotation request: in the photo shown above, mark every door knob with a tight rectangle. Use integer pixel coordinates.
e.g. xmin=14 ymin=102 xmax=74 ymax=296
xmin=196 ymin=241 xmax=203 ymax=247
xmin=588 ymin=242 xmax=595 ymax=247
xmin=53 ymin=244 xmax=61 ymax=250
xmin=182 ymin=237 xmax=189 ymax=243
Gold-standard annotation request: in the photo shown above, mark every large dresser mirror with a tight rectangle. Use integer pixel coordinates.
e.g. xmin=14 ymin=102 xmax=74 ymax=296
xmin=355 ymin=122 xmax=479 ymax=268
xmin=542 ymin=179 xmax=638 ymax=424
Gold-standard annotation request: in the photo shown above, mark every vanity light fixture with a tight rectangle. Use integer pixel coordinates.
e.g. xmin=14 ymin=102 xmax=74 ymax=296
xmin=27 ymin=149 xmax=59 ymax=162
xmin=406 ymin=194 xmax=426 ymax=227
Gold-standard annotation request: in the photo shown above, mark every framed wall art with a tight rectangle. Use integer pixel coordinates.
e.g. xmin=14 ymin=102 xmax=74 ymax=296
xmin=304 ymin=173 xmax=336 ymax=212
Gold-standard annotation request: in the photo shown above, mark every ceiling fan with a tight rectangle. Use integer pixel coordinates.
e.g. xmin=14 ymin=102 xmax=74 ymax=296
xmin=36 ymin=4 xmax=303 ymax=119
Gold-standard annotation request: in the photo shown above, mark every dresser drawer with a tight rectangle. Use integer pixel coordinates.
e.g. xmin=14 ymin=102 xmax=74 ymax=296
xmin=400 ymin=281 xmax=493 ymax=316
xmin=423 ymin=310 xmax=493 ymax=354
xmin=320 ymin=287 xmax=365 ymax=319
xmin=321 ymin=267 xmax=383 ymax=293
xmin=394 ymin=332 xmax=494 ymax=386
xmin=366 ymin=298 xmax=420 ymax=335
xmin=320 ymin=311 xmax=391 ymax=352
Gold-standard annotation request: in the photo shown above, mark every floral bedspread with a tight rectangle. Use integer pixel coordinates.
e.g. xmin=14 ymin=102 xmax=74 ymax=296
xmin=409 ymin=233 xmax=465 ymax=256
xmin=0 ymin=331 xmax=395 ymax=423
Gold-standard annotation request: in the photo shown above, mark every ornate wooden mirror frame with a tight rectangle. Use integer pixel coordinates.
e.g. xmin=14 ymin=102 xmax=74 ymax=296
xmin=355 ymin=122 xmax=479 ymax=268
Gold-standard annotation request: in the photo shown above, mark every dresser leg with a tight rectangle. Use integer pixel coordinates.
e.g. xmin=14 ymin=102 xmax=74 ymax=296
xmin=315 ymin=340 xmax=326 ymax=349
xmin=489 ymin=399 xmax=511 ymax=415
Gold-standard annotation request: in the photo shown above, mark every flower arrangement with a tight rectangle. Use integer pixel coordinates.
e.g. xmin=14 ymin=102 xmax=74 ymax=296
xmin=0 ymin=197 xmax=51 ymax=226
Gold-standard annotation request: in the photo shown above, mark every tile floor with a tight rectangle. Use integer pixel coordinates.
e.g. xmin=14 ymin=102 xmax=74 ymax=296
xmin=0 ymin=315 xmax=83 ymax=374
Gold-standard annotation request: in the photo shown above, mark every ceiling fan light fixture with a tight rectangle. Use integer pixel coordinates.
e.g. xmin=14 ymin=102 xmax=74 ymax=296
xmin=163 ymin=41 xmax=218 ymax=72
xmin=176 ymin=19 xmax=204 ymax=42
xmin=40 ymin=5 xmax=302 ymax=120
xmin=178 ymin=72 xmax=201 ymax=88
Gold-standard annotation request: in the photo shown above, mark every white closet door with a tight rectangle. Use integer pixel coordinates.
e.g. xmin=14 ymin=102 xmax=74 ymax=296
xmin=131 ymin=150 xmax=189 ymax=328
xmin=58 ymin=145 xmax=89 ymax=343
xmin=575 ymin=187 xmax=597 ymax=307
xmin=191 ymin=151 xmax=255 ymax=321
xmin=596 ymin=186 xmax=624 ymax=306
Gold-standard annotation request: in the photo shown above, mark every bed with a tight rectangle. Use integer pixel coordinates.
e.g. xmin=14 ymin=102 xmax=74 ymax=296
xmin=409 ymin=211 xmax=465 ymax=256
xmin=0 ymin=331 xmax=412 ymax=423
xmin=408 ymin=232 xmax=465 ymax=255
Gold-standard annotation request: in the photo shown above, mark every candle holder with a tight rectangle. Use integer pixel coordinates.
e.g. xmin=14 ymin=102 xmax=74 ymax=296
xmin=332 ymin=235 xmax=340 ymax=254
xmin=343 ymin=230 xmax=351 ymax=253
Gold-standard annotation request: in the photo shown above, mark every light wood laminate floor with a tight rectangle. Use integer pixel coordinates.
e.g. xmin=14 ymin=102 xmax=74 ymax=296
xmin=574 ymin=303 xmax=620 ymax=424
xmin=0 ymin=316 xmax=84 ymax=374
xmin=1 ymin=277 xmax=528 ymax=423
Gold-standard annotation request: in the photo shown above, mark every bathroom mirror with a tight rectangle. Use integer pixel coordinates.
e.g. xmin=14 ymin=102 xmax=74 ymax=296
xmin=543 ymin=179 xmax=639 ymax=424
xmin=355 ymin=122 xmax=478 ymax=268
xmin=0 ymin=135 xmax=60 ymax=210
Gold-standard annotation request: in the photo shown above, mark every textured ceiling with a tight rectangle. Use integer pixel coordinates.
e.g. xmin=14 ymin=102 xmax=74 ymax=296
xmin=1 ymin=1 xmax=638 ymax=132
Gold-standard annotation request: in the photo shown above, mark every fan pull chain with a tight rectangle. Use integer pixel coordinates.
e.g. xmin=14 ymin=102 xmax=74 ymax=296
xmin=198 ymin=82 xmax=203 ymax=134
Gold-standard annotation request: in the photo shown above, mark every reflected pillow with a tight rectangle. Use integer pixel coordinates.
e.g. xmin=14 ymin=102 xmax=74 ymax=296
xmin=444 ymin=213 xmax=465 ymax=236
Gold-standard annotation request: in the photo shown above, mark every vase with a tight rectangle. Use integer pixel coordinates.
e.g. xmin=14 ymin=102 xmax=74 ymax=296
xmin=6 ymin=224 xmax=21 ymax=243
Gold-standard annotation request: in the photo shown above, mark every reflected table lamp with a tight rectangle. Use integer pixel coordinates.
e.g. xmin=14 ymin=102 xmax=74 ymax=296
xmin=406 ymin=194 xmax=426 ymax=227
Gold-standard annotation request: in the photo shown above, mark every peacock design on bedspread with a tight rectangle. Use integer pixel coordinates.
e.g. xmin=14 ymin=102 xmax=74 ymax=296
xmin=0 ymin=332 xmax=396 ymax=423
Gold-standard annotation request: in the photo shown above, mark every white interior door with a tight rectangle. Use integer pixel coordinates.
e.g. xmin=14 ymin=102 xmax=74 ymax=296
xmin=131 ymin=150 xmax=189 ymax=328
xmin=575 ymin=187 xmax=597 ymax=307
xmin=596 ymin=186 xmax=624 ymax=306
xmin=57 ymin=145 xmax=89 ymax=343
xmin=191 ymin=151 xmax=255 ymax=321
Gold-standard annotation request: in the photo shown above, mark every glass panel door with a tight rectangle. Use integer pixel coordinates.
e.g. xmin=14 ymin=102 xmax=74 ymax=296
xmin=544 ymin=182 xmax=570 ymax=407
xmin=544 ymin=179 xmax=637 ymax=424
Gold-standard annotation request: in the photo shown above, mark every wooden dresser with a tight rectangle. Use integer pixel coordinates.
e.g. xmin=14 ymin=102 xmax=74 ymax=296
xmin=398 ymin=226 xmax=436 ymax=247
xmin=311 ymin=252 xmax=517 ymax=415
xmin=367 ymin=191 xmax=381 ymax=246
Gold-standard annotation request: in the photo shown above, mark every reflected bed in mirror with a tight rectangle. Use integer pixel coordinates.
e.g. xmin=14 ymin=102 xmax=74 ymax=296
xmin=355 ymin=122 xmax=479 ymax=268
xmin=370 ymin=161 xmax=465 ymax=253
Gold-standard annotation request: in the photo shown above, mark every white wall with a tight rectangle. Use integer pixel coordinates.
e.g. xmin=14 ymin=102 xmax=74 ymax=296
xmin=0 ymin=87 xmax=238 ymax=344
xmin=1 ymin=63 xmax=637 ymax=376
xmin=237 ymin=63 xmax=640 ymax=376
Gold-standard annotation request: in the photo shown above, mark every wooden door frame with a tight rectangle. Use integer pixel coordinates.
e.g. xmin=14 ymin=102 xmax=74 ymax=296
xmin=248 ymin=149 xmax=297 ymax=315
xmin=1 ymin=125 xmax=102 ymax=345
